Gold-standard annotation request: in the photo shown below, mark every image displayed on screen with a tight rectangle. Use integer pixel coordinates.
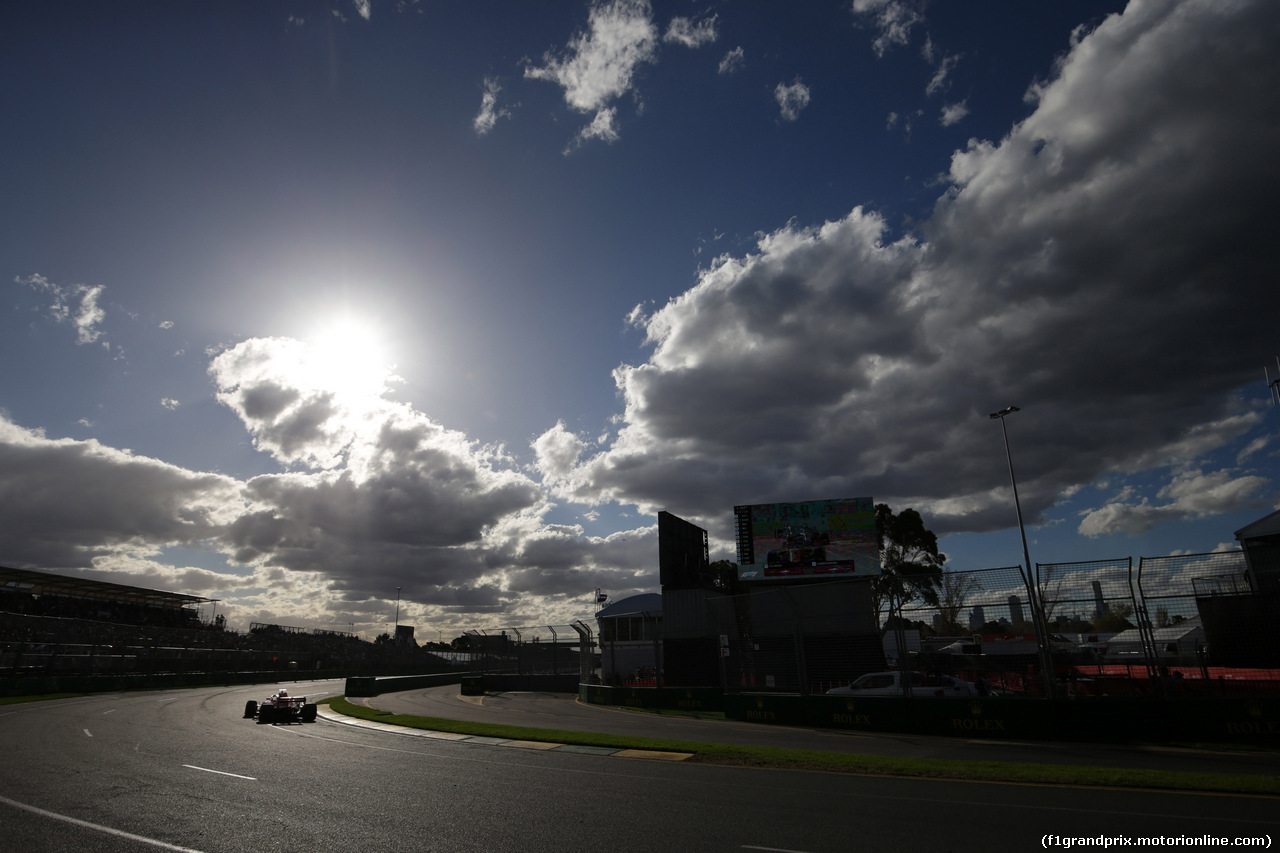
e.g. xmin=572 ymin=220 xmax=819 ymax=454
xmin=734 ymin=497 xmax=880 ymax=581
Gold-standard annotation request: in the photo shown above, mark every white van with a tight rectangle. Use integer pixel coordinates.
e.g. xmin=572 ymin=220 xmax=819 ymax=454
xmin=826 ymin=671 xmax=978 ymax=697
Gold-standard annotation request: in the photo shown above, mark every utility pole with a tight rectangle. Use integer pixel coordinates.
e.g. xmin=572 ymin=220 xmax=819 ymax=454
xmin=989 ymin=406 xmax=1057 ymax=699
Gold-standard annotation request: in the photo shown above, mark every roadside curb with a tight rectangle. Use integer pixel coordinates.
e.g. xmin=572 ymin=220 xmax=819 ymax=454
xmin=316 ymin=702 xmax=693 ymax=762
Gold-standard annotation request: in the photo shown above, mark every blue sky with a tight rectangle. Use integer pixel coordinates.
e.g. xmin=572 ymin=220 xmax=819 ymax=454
xmin=2 ymin=0 xmax=1278 ymax=637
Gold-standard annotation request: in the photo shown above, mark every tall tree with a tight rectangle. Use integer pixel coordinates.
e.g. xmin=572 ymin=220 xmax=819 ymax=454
xmin=708 ymin=559 xmax=740 ymax=594
xmin=873 ymin=503 xmax=947 ymax=625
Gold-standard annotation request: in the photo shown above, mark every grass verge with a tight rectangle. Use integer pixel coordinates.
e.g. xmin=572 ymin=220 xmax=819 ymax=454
xmin=327 ymin=697 xmax=1280 ymax=796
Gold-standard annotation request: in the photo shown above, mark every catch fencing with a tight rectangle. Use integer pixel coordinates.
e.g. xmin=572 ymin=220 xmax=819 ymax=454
xmin=582 ymin=549 xmax=1280 ymax=698
xmin=459 ymin=624 xmax=598 ymax=684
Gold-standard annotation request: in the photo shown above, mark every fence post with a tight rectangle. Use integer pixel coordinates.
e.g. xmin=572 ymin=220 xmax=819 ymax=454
xmin=1130 ymin=559 xmax=1160 ymax=685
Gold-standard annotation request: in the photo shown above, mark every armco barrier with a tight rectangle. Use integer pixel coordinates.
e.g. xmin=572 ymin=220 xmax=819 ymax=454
xmin=581 ymin=685 xmax=1279 ymax=745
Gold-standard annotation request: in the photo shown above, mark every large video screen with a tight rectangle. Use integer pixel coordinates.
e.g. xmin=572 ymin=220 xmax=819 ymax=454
xmin=734 ymin=498 xmax=879 ymax=581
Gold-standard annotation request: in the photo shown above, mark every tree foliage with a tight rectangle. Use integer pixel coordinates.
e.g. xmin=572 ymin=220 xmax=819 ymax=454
xmin=708 ymin=559 xmax=739 ymax=593
xmin=873 ymin=503 xmax=947 ymax=622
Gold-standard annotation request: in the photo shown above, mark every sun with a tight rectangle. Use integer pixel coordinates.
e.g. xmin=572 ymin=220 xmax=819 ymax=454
xmin=303 ymin=315 xmax=397 ymax=400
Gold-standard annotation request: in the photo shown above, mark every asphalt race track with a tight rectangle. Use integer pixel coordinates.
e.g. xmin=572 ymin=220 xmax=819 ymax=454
xmin=1 ymin=680 xmax=1275 ymax=852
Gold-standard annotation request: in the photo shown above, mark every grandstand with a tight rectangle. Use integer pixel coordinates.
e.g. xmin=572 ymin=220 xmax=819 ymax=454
xmin=1 ymin=564 xmax=214 ymax=627
xmin=0 ymin=566 xmax=451 ymax=691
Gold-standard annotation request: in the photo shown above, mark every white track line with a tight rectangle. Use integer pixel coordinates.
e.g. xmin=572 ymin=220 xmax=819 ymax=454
xmin=0 ymin=793 xmax=209 ymax=853
xmin=182 ymin=764 xmax=257 ymax=780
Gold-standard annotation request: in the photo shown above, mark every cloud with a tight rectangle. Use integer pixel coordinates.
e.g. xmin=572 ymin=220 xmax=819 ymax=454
xmin=718 ymin=46 xmax=744 ymax=75
xmin=473 ymin=77 xmax=513 ymax=136
xmin=925 ymin=45 xmax=962 ymax=96
xmin=351 ymin=0 xmax=371 ymax=21
xmin=524 ymin=0 xmax=658 ymax=144
xmin=544 ymin=0 xmax=1280 ymax=542
xmin=852 ymin=0 xmax=924 ymax=57
xmin=15 ymin=273 xmax=108 ymax=346
xmin=1079 ymin=468 xmax=1271 ymax=537
xmin=664 ymin=14 xmax=717 ymax=48
xmin=0 ymin=330 xmax=659 ymax=632
xmin=0 ymin=416 xmax=242 ymax=569
xmin=775 ymin=79 xmax=811 ymax=121
xmin=569 ymin=106 xmax=620 ymax=151
xmin=939 ymin=99 xmax=968 ymax=126
xmin=533 ymin=421 xmax=588 ymax=485
xmin=204 ymin=334 xmax=652 ymax=618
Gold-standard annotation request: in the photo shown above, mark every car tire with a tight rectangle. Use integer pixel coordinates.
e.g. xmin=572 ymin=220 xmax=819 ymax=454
xmin=257 ymin=706 xmax=273 ymax=724
xmin=301 ymin=703 xmax=317 ymax=722
xmin=244 ymin=700 xmax=258 ymax=719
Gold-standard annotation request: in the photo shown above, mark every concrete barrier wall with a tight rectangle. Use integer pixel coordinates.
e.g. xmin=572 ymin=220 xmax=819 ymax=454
xmin=345 ymin=671 xmax=577 ymax=697
xmin=578 ymin=683 xmax=724 ymax=712
xmin=345 ymin=671 xmax=466 ymax=697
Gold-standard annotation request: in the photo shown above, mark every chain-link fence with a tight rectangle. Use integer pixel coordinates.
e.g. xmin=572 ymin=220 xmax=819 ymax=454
xmin=459 ymin=624 xmax=597 ymax=683
xmin=888 ymin=565 xmax=1045 ymax=696
xmin=581 ymin=549 xmax=1280 ymax=699
xmin=1122 ymin=550 xmax=1280 ymax=695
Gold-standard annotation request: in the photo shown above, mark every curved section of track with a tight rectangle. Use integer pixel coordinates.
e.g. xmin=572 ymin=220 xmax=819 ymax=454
xmin=1 ymin=683 xmax=1274 ymax=852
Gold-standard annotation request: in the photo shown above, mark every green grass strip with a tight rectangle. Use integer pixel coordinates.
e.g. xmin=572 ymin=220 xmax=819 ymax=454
xmin=328 ymin=696 xmax=1280 ymax=796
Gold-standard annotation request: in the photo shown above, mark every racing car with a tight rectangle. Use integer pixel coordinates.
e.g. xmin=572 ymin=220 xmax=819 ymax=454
xmin=243 ymin=688 xmax=318 ymax=724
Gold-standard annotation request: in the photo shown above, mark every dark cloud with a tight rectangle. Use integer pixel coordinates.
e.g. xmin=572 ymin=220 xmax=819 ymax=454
xmin=0 ymin=418 xmax=240 ymax=569
xmin=549 ymin=0 xmax=1280 ymax=540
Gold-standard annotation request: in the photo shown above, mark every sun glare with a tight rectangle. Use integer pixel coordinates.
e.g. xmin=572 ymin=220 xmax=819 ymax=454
xmin=304 ymin=316 xmax=396 ymax=399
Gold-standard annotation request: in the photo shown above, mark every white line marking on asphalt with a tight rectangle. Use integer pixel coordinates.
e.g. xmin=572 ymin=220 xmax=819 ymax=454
xmin=182 ymin=764 xmax=257 ymax=780
xmin=83 ymin=729 xmax=92 ymax=737
xmin=0 ymin=793 xmax=209 ymax=853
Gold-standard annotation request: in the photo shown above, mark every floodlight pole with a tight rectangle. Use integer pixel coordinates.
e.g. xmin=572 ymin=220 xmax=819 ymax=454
xmin=394 ymin=587 xmax=402 ymax=635
xmin=989 ymin=406 xmax=1057 ymax=699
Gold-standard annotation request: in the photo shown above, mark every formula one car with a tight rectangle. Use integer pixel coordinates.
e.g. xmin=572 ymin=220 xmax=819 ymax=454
xmin=243 ymin=688 xmax=318 ymax=724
